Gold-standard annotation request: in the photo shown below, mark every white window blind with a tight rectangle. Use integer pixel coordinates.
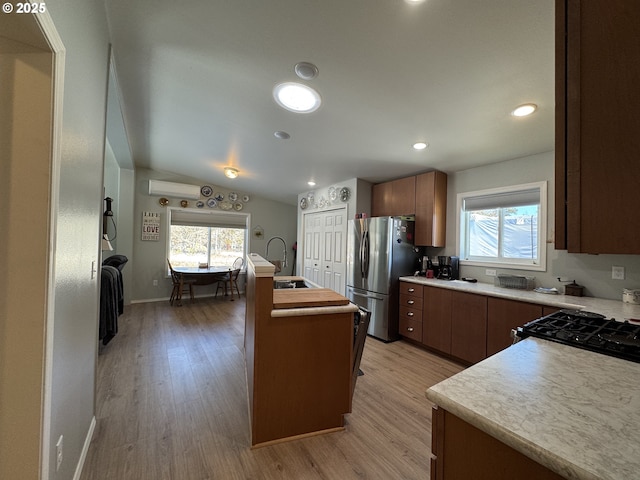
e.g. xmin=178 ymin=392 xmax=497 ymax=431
xmin=462 ymin=188 xmax=540 ymax=211
xmin=170 ymin=209 xmax=247 ymax=229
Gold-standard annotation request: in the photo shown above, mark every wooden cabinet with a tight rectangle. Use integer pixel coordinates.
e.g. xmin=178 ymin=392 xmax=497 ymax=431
xmin=399 ymin=284 xmax=558 ymax=364
xmin=450 ymin=291 xmax=487 ymax=364
xmin=398 ymin=282 xmax=423 ymax=342
xmin=371 ymin=171 xmax=448 ymax=247
xmin=486 ymin=297 xmax=542 ymax=357
xmin=423 ymin=286 xmax=452 ymax=353
xmin=415 ymin=171 xmax=447 ymax=247
xmin=430 ymin=407 xmax=565 ymax=480
xmin=371 ymin=181 xmax=392 ymax=217
xmin=555 ymin=0 xmax=640 ymax=254
xmin=371 ymin=176 xmax=415 ymax=217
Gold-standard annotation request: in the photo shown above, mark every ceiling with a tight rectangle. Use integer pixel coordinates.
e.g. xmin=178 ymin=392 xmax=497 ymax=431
xmin=105 ymin=0 xmax=555 ymax=205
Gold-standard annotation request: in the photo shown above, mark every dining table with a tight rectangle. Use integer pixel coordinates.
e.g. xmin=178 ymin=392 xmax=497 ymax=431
xmin=172 ymin=265 xmax=231 ymax=305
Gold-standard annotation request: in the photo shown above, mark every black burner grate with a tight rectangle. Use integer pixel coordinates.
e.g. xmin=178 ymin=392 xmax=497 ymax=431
xmin=516 ymin=309 xmax=640 ymax=363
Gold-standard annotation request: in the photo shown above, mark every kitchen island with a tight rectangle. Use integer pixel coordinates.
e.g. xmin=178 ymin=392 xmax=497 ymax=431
xmin=244 ymin=254 xmax=359 ymax=447
xmin=426 ymin=337 xmax=640 ymax=480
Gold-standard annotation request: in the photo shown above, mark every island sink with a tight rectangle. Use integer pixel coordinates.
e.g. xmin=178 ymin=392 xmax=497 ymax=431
xmin=273 ymin=279 xmax=310 ymax=289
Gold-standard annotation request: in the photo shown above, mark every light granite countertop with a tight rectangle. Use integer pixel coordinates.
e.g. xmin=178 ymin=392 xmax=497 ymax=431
xmin=399 ymin=276 xmax=640 ymax=321
xmin=426 ymin=337 xmax=640 ymax=480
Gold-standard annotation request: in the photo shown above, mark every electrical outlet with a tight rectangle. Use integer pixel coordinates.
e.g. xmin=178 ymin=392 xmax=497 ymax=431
xmin=56 ymin=435 xmax=63 ymax=471
xmin=485 ymin=269 xmax=497 ymax=277
xmin=612 ymin=266 xmax=625 ymax=280
xmin=153 ymin=279 xmax=158 ymax=286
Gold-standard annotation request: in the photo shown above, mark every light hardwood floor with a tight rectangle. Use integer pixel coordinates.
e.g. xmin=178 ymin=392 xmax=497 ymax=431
xmin=80 ymin=297 xmax=464 ymax=480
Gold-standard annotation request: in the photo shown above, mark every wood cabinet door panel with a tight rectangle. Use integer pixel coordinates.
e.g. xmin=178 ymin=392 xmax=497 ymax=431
xmin=415 ymin=171 xmax=447 ymax=247
xmin=557 ymin=0 xmax=640 ymax=254
xmin=487 ymin=298 xmax=542 ymax=356
xmin=450 ymin=291 xmax=487 ymax=364
xmin=371 ymin=182 xmax=391 ymax=217
xmin=423 ymin=287 xmax=452 ymax=353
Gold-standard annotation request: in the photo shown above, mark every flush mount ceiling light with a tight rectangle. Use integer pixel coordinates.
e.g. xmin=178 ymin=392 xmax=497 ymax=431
xmin=413 ymin=142 xmax=429 ymax=150
xmin=273 ymin=82 xmax=321 ymax=113
xmin=274 ymin=130 xmax=290 ymax=140
xmin=511 ymin=103 xmax=537 ymax=117
xmin=307 ymin=181 xmax=316 ymax=187
xmin=224 ymin=167 xmax=239 ymax=179
xmin=294 ymin=62 xmax=319 ymax=80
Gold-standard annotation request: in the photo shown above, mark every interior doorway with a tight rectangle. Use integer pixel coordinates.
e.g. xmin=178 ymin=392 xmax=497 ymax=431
xmin=0 ymin=11 xmax=64 ymax=479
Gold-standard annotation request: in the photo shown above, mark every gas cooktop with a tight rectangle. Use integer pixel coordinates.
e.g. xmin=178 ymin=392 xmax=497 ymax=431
xmin=515 ymin=309 xmax=640 ymax=363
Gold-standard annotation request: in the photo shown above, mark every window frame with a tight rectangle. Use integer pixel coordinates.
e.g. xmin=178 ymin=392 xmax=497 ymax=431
xmin=165 ymin=207 xmax=251 ymax=274
xmin=456 ymin=181 xmax=547 ymax=272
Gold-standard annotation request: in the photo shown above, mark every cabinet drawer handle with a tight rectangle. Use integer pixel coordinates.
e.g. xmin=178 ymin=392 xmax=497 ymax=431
xmin=407 ymin=327 xmax=414 ymax=332
xmin=408 ymin=288 xmax=415 ymax=293
xmin=407 ymin=312 xmax=414 ymax=317
xmin=407 ymin=300 xmax=415 ymax=305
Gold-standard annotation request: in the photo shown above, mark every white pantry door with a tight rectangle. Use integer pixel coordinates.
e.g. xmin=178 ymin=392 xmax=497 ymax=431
xmin=303 ymin=208 xmax=347 ymax=295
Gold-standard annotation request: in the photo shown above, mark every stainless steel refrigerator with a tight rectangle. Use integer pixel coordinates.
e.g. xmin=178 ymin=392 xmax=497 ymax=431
xmin=346 ymin=216 xmax=417 ymax=341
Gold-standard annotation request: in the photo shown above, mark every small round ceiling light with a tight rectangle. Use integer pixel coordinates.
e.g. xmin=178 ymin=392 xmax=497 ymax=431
xmin=294 ymin=62 xmax=319 ymax=80
xmin=413 ymin=142 xmax=429 ymax=150
xmin=273 ymin=82 xmax=321 ymax=113
xmin=274 ymin=130 xmax=290 ymax=140
xmin=224 ymin=167 xmax=239 ymax=179
xmin=511 ymin=103 xmax=537 ymax=117
xmin=307 ymin=181 xmax=316 ymax=187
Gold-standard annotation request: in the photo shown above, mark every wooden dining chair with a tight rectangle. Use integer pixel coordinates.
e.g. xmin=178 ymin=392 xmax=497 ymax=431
xmin=168 ymin=259 xmax=195 ymax=305
xmin=215 ymin=257 xmax=244 ymax=300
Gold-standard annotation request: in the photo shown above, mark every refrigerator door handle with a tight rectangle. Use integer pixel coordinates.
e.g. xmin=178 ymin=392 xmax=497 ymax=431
xmin=350 ymin=290 xmax=382 ymax=301
xmin=361 ymin=231 xmax=370 ymax=279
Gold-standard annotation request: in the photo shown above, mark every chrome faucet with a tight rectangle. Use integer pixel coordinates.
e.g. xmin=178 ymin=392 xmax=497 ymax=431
xmin=266 ymin=236 xmax=287 ymax=268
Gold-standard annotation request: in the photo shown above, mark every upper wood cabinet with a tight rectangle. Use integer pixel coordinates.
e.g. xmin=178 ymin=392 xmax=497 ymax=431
xmin=555 ymin=0 xmax=640 ymax=254
xmin=372 ymin=176 xmax=415 ymax=217
xmin=371 ymin=170 xmax=447 ymax=247
xmin=415 ymin=171 xmax=447 ymax=247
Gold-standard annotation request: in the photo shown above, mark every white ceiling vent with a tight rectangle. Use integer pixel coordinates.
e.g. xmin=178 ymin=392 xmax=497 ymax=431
xmin=148 ymin=180 xmax=201 ymax=199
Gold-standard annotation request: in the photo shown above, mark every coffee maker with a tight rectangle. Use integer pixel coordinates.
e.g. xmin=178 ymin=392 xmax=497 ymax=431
xmin=437 ymin=256 xmax=459 ymax=280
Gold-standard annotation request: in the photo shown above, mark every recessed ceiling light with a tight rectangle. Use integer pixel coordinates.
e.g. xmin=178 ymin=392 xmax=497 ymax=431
xmin=413 ymin=142 xmax=429 ymax=150
xmin=273 ymin=82 xmax=321 ymax=113
xmin=224 ymin=167 xmax=239 ymax=179
xmin=274 ymin=131 xmax=290 ymax=140
xmin=307 ymin=181 xmax=316 ymax=187
xmin=511 ymin=103 xmax=537 ymax=117
xmin=294 ymin=62 xmax=319 ymax=80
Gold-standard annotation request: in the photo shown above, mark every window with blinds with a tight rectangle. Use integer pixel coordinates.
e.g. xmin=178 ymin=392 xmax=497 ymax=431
xmin=457 ymin=181 xmax=547 ymax=271
xmin=167 ymin=208 xmax=249 ymax=269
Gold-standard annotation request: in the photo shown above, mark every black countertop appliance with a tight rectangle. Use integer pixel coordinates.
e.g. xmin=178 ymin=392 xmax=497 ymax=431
xmin=437 ymin=256 xmax=459 ymax=280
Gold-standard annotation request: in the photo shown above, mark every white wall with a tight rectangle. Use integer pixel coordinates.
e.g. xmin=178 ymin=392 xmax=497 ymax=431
xmin=436 ymin=151 xmax=640 ymax=300
xmin=132 ymin=168 xmax=298 ymax=301
xmin=46 ymin=0 xmax=111 ymax=478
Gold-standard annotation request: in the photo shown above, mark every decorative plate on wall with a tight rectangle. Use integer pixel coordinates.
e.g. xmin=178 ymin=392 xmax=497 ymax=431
xmin=340 ymin=187 xmax=351 ymax=202
xmin=300 ymin=197 xmax=308 ymax=210
xmin=229 ymin=192 xmax=238 ymax=202
xmin=180 ymin=200 xmax=189 ymax=208
xmin=233 ymin=202 xmax=243 ymax=211
xmin=214 ymin=192 xmax=224 ymax=201
xmin=242 ymin=195 xmax=250 ymax=202
xmin=159 ymin=197 xmax=169 ymax=206
xmin=219 ymin=200 xmax=233 ymax=210
xmin=196 ymin=201 xmax=204 ymax=208
xmin=201 ymin=185 xmax=213 ymax=197
xmin=207 ymin=198 xmax=217 ymax=208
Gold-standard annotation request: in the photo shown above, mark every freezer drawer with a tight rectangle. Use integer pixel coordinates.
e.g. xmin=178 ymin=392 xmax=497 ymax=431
xmin=346 ymin=286 xmax=394 ymax=341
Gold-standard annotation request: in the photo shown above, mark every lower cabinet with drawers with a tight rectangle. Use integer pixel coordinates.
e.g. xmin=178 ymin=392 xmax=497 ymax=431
xmin=399 ymin=282 xmax=423 ymax=342
xmin=398 ymin=281 xmax=559 ymax=364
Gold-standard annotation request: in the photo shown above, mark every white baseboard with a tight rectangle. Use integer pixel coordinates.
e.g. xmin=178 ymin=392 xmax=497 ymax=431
xmin=73 ymin=416 xmax=96 ymax=480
